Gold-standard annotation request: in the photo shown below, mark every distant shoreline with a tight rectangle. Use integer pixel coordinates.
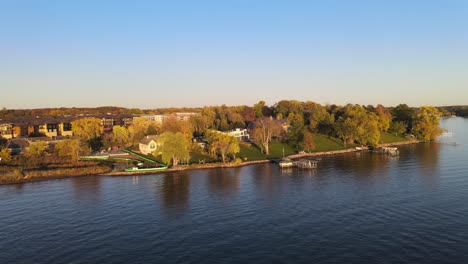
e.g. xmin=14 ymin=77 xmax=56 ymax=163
xmin=0 ymin=140 xmax=419 ymax=185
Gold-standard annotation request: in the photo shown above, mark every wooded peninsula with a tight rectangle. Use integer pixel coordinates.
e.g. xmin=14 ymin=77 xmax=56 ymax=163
xmin=0 ymin=101 xmax=452 ymax=184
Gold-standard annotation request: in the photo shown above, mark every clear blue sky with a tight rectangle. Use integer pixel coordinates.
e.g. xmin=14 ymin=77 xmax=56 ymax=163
xmin=1 ymin=0 xmax=467 ymax=109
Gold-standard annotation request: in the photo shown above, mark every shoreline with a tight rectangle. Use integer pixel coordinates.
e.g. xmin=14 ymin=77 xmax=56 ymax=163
xmin=0 ymin=139 xmax=419 ymax=185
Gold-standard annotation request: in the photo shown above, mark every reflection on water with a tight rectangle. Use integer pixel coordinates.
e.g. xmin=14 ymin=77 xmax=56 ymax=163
xmin=72 ymin=176 xmax=101 ymax=202
xmin=208 ymin=168 xmax=240 ymax=195
xmin=161 ymin=172 xmax=190 ymax=213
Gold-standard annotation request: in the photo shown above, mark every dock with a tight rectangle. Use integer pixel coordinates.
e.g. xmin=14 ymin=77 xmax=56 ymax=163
xmin=278 ymin=159 xmax=317 ymax=169
xmin=372 ymin=147 xmax=399 ymax=156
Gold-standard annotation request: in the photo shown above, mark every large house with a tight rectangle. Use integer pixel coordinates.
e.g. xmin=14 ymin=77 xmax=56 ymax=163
xmin=224 ymin=128 xmax=250 ymax=140
xmin=139 ymin=135 xmax=161 ymax=155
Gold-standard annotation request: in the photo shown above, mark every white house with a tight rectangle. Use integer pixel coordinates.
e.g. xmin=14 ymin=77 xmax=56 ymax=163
xmin=139 ymin=135 xmax=161 ymax=155
xmin=224 ymin=128 xmax=250 ymax=140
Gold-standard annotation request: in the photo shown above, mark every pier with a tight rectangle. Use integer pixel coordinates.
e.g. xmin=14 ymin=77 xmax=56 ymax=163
xmin=278 ymin=159 xmax=317 ymax=169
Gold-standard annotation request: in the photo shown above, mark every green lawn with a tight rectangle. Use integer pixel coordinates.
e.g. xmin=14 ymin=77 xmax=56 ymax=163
xmin=189 ymin=151 xmax=217 ymax=164
xmin=267 ymin=141 xmax=296 ymax=158
xmin=239 ymin=143 xmax=266 ymax=161
xmin=310 ymin=134 xmax=350 ymax=152
xmin=380 ymin=132 xmax=407 ymax=144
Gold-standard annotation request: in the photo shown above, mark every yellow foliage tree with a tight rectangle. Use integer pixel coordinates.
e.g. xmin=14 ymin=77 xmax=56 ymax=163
xmin=412 ymin=106 xmax=442 ymax=141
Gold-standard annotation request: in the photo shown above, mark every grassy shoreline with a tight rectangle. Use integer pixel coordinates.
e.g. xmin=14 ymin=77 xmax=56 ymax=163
xmin=0 ymin=138 xmax=418 ymax=185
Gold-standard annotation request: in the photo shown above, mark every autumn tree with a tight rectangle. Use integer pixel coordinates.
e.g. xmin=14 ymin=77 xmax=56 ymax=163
xmin=71 ymin=117 xmax=104 ymax=141
xmin=205 ymin=131 xmax=240 ymax=163
xmin=375 ymin=104 xmax=391 ymax=132
xmin=334 ymin=105 xmax=381 ymax=147
xmin=0 ymin=148 xmax=11 ymax=163
xmin=161 ymin=117 xmax=194 ymax=140
xmin=157 ymin=132 xmax=190 ymax=166
xmin=303 ymin=132 xmax=316 ymax=152
xmin=111 ymin=125 xmax=131 ymax=148
xmin=190 ymin=114 xmax=212 ymax=136
xmin=252 ymin=117 xmax=283 ymax=155
xmin=25 ymin=141 xmax=48 ymax=166
xmin=131 ymin=117 xmax=160 ymax=143
xmin=412 ymin=106 xmax=442 ymax=141
xmin=55 ymin=139 xmax=90 ymax=163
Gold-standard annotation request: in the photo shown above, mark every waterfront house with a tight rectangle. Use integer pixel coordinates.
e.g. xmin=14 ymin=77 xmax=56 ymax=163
xmin=224 ymin=128 xmax=250 ymax=140
xmin=139 ymin=135 xmax=161 ymax=155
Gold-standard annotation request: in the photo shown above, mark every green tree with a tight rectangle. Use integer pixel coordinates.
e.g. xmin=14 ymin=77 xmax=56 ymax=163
xmin=254 ymin=101 xmax=266 ymax=118
xmin=391 ymin=104 xmax=415 ymax=133
xmin=55 ymin=139 xmax=89 ymax=163
xmin=206 ymin=131 xmax=240 ymax=163
xmin=412 ymin=106 xmax=442 ymax=141
xmin=71 ymin=117 xmax=104 ymax=141
xmin=334 ymin=105 xmax=381 ymax=147
xmin=389 ymin=121 xmax=406 ymax=136
xmin=157 ymin=132 xmax=190 ymax=166
xmin=0 ymin=148 xmax=11 ymax=163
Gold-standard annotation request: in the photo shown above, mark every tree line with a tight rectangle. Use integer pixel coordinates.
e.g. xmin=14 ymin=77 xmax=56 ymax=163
xmin=1 ymin=101 xmax=443 ymax=167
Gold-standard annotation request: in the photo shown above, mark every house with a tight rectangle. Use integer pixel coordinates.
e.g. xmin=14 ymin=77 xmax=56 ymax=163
xmin=6 ymin=138 xmax=32 ymax=155
xmin=139 ymin=135 xmax=161 ymax=155
xmin=0 ymin=123 xmax=14 ymax=139
xmin=193 ymin=137 xmax=207 ymax=149
xmin=224 ymin=128 xmax=250 ymax=140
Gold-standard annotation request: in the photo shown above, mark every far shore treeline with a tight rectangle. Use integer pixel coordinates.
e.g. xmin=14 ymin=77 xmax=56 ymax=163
xmin=0 ymin=100 xmax=450 ymax=183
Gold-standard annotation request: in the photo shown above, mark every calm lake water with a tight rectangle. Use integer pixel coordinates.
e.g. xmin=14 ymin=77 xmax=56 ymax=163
xmin=1 ymin=118 xmax=468 ymax=264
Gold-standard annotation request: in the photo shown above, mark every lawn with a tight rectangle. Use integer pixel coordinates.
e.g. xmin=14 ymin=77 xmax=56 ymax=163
xmin=380 ymin=132 xmax=407 ymax=144
xmin=310 ymin=134 xmax=350 ymax=152
xmin=239 ymin=143 xmax=266 ymax=161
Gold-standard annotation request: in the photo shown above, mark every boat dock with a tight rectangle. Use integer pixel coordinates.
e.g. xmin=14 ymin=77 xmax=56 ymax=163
xmin=372 ymin=147 xmax=399 ymax=156
xmin=278 ymin=159 xmax=317 ymax=169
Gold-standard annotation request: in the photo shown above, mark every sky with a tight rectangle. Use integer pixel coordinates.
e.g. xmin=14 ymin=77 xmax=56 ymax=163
xmin=1 ymin=0 xmax=467 ymax=109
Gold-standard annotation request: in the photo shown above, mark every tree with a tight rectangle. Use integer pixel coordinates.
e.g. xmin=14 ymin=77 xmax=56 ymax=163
xmin=71 ymin=117 xmax=104 ymax=141
xmin=375 ymin=105 xmax=391 ymax=132
xmin=25 ymin=141 xmax=48 ymax=166
xmin=389 ymin=121 xmax=406 ymax=136
xmin=251 ymin=118 xmax=282 ymax=155
xmin=303 ymin=132 xmax=316 ymax=152
xmin=131 ymin=117 xmax=160 ymax=143
xmin=161 ymin=118 xmax=194 ymax=140
xmin=391 ymin=104 xmax=415 ymax=133
xmin=55 ymin=139 xmax=89 ymax=163
xmin=111 ymin=126 xmax=131 ymax=148
xmin=412 ymin=106 xmax=442 ymax=141
xmin=157 ymin=132 xmax=190 ymax=166
xmin=241 ymin=106 xmax=256 ymax=124
xmin=0 ymin=148 xmax=11 ymax=163
xmin=190 ymin=114 xmax=211 ymax=136
xmin=205 ymin=131 xmax=240 ymax=163
xmin=333 ymin=105 xmax=381 ymax=147
xmin=254 ymin=101 xmax=266 ymax=118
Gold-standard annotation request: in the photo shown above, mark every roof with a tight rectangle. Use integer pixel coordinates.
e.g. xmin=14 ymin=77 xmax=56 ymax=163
xmin=140 ymin=135 xmax=159 ymax=145
xmin=6 ymin=138 xmax=31 ymax=149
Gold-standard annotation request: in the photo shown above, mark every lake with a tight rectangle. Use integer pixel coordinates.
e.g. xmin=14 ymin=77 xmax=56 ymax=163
xmin=1 ymin=118 xmax=467 ymax=264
